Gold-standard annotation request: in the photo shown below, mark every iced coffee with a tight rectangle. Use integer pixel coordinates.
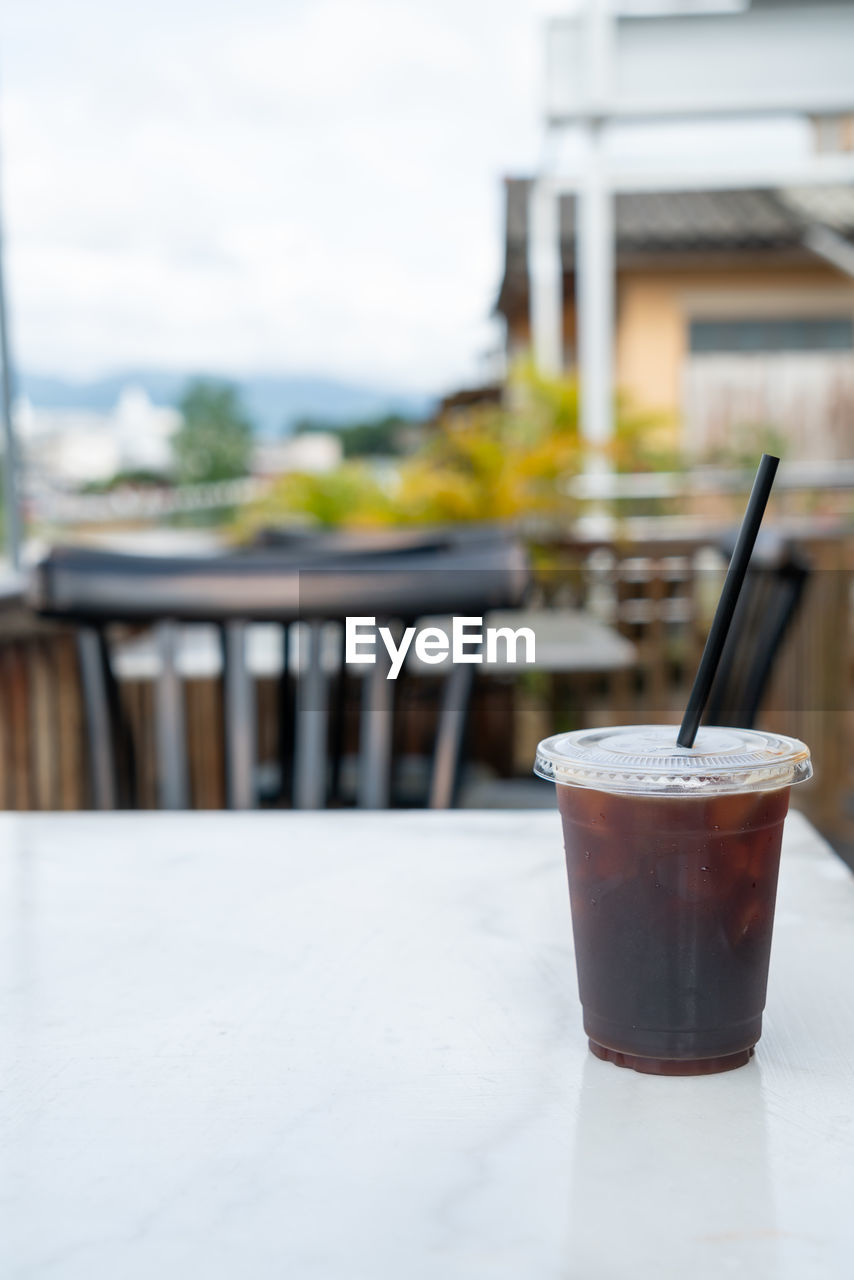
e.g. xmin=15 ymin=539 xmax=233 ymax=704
xmin=535 ymin=725 xmax=812 ymax=1075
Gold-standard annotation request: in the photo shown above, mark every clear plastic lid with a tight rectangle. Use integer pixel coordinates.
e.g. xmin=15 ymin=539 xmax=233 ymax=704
xmin=534 ymin=724 xmax=812 ymax=796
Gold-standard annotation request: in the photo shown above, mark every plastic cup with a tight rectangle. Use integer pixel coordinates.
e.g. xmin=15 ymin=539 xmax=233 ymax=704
xmin=534 ymin=725 xmax=812 ymax=1076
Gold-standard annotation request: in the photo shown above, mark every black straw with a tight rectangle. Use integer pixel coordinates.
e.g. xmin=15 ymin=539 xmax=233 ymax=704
xmin=677 ymin=453 xmax=780 ymax=749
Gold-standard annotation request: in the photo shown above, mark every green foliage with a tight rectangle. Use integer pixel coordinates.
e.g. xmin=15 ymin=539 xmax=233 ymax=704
xmin=82 ymin=468 xmax=170 ymax=494
xmin=389 ymin=363 xmax=583 ymax=524
xmin=612 ymin=394 xmax=682 ymax=475
xmin=234 ymin=464 xmax=395 ymax=532
xmin=294 ymin=413 xmax=413 ymax=458
xmin=233 ymin=362 xmax=672 ymax=539
xmin=173 ymin=380 xmax=253 ymax=485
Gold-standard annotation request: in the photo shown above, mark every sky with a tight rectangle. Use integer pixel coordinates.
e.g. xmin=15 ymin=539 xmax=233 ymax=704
xmin=0 ymin=0 xmax=565 ymax=396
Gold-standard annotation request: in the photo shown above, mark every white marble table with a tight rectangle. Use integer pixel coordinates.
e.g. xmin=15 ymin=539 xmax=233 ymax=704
xmin=2 ymin=809 xmax=853 ymax=1279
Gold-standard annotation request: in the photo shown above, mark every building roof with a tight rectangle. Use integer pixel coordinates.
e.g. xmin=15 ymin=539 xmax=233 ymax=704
xmin=496 ymin=179 xmax=854 ymax=317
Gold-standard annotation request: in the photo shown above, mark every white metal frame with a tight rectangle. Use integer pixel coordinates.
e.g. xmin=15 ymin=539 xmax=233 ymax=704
xmin=530 ymin=1 xmax=854 ymax=448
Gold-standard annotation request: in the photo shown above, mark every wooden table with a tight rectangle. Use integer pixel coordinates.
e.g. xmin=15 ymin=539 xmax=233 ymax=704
xmin=2 ymin=809 xmax=852 ymax=1278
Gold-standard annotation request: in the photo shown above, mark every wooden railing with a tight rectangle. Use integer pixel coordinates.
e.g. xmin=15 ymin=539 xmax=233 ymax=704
xmin=0 ymin=597 xmax=89 ymax=809
xmin=524 ymin=527 xmax=853 ymax=839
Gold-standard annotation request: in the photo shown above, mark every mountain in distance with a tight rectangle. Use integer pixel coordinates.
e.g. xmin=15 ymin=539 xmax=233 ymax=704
xmin=18 ymin=370 xmax=436 ymax=437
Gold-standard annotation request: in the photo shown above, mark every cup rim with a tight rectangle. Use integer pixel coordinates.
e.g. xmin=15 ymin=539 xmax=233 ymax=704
xmin=534 ymin=723 xmax=812 ymax=796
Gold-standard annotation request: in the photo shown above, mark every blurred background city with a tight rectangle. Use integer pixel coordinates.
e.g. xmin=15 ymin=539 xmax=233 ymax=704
xmin=0 ymin=1 xmax=852 ymax=856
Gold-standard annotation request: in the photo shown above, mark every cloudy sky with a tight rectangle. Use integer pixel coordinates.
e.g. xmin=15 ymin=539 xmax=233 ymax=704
xmin=0 ymin=0 xmax=568 ymax=395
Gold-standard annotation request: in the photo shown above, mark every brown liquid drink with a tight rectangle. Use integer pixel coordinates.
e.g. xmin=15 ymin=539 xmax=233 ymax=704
xmin=535 ymin=726 xmax=812 ymax=1075
xmin=558 ymin=784 xmax=789 ymax=1074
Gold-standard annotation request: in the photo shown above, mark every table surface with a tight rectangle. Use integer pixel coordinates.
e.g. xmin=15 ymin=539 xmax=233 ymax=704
xmin=2 ymin=809 xmax=853 ymax=1279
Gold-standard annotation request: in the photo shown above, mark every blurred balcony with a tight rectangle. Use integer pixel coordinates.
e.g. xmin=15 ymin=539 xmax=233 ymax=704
xmin=0 ymin=488 xmax=847 ymax=867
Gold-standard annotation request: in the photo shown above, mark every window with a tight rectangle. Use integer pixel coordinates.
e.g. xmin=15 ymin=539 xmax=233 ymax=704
xmin=689 ymin=317 xmax=854 ymax=354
